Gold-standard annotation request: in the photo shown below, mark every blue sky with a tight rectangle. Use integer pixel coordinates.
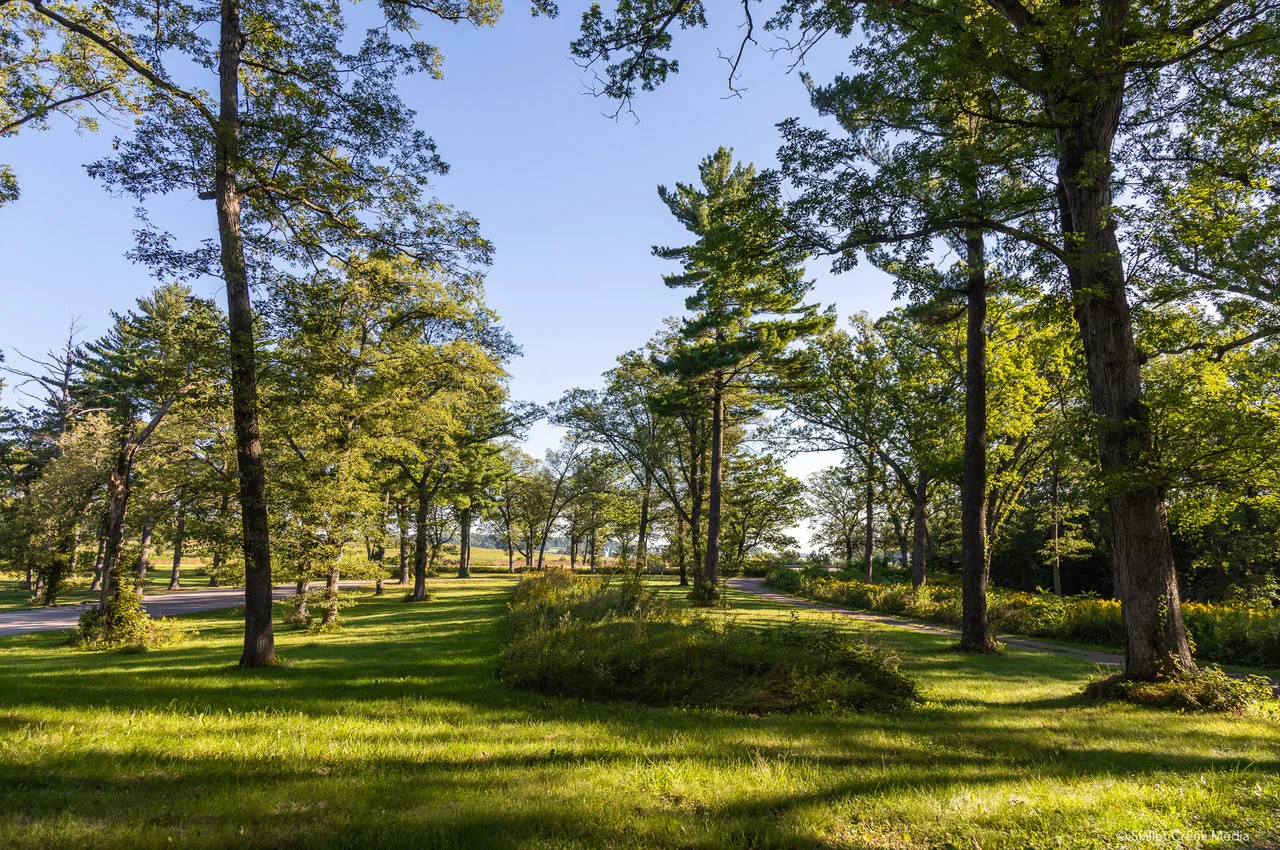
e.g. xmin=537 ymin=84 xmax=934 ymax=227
xmin=0 ymin=6 xmax=897 ymax=502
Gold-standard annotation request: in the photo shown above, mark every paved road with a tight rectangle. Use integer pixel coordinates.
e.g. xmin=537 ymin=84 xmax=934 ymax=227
xmin=0 ymin=583 xmax=371 ymax=637
xmin=727 ymin=577 xmax=1125 ymax=666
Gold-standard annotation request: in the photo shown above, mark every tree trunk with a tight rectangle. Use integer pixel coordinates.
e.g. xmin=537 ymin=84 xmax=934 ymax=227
xmin=397 ymin=500 xmax=411 ymax=584
xmin=637 ymin=469 xmax=652 ymax=573
xmin=135 ymin=515 xmax=154 ymax=591
xmin=90 ymin=528 xmax=106 ymax=593
xmin=293 ymin=577 xmax=309 ymax=622
xmin=209 ymin=492 xmax=229 ymax=586
xmin=1051 ymin=463 xmax=1063 ymax=596
xmin=506 ymin=523 xmax=515 ymax=573
xmin=699 ymin=380 xmax=724 ymax=601
xmin=911 ymin=473 xmax=928 ymax=589
xmin=412 ymin=479 xmax=430 ymax=601
xmin=217 ymin=0 xmax=275 ymax=668
xmin=960 ymin=229 xmax=995 ymax=653
xmin=864 ymin=452 xmax=875 ymax=583
xmin=1055 ymin=100 xmax=1195 ymax=680
xmin=168 ymin=507 xmax=185 ymax=591
xmin=676 ymin=513 xmax=687 ymax=585
xmin=98 ymin=443 xmax=137 ymax=609
xmin=457 ymin=506 xmax=471 ymax=578
xmin=321 ymin=561 xmax=339 ymax=626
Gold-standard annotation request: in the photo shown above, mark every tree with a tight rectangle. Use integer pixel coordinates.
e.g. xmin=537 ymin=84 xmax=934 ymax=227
xmin=53 ymin=0 xmax=496 ymax=665
xmin=655 ymin=147 xmax=832 ymax=600
xmin=533 ymin=437 xmax=585 ymax=569
xmin=0 ymin=4 xmax=137 ymax=205
xmin=553 ymin=349 xmax=670 ymax=572
xmin=565 ymin=0 xmax=1279 ymax=684
xmin=807 ymin=459 xmax=872 ymax=576
xmin=787 ymin=312 xmax=963 ymax=587
xmin=720 ymin=452 xmax=804 ymax=572
xmin=80 ymin=284 xmax=222 ymax=617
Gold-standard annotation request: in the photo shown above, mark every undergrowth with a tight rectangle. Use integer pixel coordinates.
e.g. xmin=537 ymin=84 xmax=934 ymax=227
xmin=1085 ymin=665 xmax=1275 ymax=713
xmin=499 ymin=571 xmax=919 ymax=713
xmin=72 ymin=583 xmax=184 ymax=651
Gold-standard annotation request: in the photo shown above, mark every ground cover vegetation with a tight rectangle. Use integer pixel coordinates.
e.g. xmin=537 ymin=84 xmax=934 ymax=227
xmin=498 ymin=570 xmax=920 ymax=712
xmin=0 ymin=579 xmax=1275 ymax=849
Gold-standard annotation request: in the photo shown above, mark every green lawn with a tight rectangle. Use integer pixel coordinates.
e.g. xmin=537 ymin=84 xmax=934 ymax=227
xmin=0 ymin=578 xmax=1276 ymax=849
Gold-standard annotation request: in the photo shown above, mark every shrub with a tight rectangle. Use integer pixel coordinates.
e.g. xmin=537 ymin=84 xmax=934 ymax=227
xmin=73 ymin=584 xmax=182 ymax=651
xmin=1085 ymin=666 xmax=1274 ymax=713
xmin=764 ymin=567 xmax=804 ymax=593
xmin=499 ymin=572 xmax=920 ymax=714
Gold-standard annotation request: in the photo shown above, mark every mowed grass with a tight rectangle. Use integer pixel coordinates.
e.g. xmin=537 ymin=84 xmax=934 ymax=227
xmin=0 ymin=578 xmax=1277 ymax=849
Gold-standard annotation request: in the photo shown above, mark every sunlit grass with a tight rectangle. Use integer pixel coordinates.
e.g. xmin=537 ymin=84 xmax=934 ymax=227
xmin=0 ymin=578 xmax=1276 ymax=849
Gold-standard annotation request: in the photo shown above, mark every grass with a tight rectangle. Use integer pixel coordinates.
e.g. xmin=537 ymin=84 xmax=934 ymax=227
xmin=0 ymin=577 xmax=1276 ymax=849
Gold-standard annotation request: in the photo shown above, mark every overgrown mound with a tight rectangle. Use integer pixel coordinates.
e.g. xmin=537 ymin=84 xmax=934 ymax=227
xmin=1084 ymin=666 xmax=1274 ymax=714
xmin=498 ymin=572 xmax=919 ymax=714
xmin=73 ymin=584 xmax=182 ymax=651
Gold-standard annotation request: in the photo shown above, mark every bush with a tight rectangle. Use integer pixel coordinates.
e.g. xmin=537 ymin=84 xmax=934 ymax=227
xmin=765 ymin=567 xmax=804 ymax=593
xmin=499 ymin=572 xmax=920 ymax=714
xmin=1085 ymin=666 xmax=1274 ymax=713
xmin=73 ymin=584 xmax=182 ymax=651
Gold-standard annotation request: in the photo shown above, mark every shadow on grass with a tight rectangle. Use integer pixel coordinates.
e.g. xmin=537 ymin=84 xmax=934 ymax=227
xmin=0 ymin=578 xmax=1276 ymax=849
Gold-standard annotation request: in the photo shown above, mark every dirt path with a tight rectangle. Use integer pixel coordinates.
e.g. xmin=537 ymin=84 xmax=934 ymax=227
xmin=727 ymin=577 xmax=1125 ymax=667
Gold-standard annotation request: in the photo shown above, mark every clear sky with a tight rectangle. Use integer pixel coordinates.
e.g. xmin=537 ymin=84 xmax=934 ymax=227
xmin=0 ymin=6 xmax=900 ymax=543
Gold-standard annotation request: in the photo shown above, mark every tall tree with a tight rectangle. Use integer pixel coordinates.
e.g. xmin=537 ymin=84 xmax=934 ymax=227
xmin=54 ymin=0 xmax=495 ymax=665
xmin=80 ymin=284 xmax=222 ymax=614
xmin=565 ymin=0 xmax=1278 ymax=683
xmin=655 ymin=147 xmax=832 ymax=600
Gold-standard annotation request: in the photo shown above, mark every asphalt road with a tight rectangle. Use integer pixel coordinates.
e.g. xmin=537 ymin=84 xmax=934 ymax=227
xmin=0 ymin=583 xmax=368 ymax=637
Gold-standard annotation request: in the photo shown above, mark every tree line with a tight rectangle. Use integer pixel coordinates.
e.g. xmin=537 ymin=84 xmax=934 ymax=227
xmin=2 ymin=0 xmax=1278 ymax=686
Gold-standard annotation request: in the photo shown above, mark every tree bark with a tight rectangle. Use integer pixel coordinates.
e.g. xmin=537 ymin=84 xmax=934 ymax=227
xmin=217 ymin=0 xmax=275 ymax=667
xmin=960 ymin=229 xmax=996 ymax=653
xmin=209 ymin=492 xmax=229 ymax=587
xmin=675 ymin=513 xmax=687 ymax=585
xmin=700 ymin=378 xmax=724 ymax=601
xmin=637 ymin=469 xmax=652 ymax=573
xmin=457 ymin=506 xmax=471 ymax=578
xmin=90 ymin=526 xmax=106 ymax=593
xmin=864 ymin=451 xmax=875 ymax=583
xmin=910 ymin=472 xmax=928 ymax=589
xmin=1054 ymin=90 xmax=1195 ymax=680
xmin=321 ymin=560 xmax=339 ymax=626
xmin=98 ymin=440 xmax=139 ymax=608
xmin=293 ymin=576 xmax=309 ymax=622
xmin=412 ymin=478 xmax=430 ymax=601
xmin=397 ymin=500 xmax=411 ymax=584
xmin=1051 ymin=463 xmax=1063 ymax=596
xmin=135 ymin=514 xmax=154 ymax=591
xmin=168 ymin=506 xmax=185 ymax=591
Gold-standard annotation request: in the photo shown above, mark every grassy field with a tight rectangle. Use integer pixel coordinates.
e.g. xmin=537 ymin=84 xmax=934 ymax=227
xmin=0 ymin=577 xmax=1276 ymax=849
